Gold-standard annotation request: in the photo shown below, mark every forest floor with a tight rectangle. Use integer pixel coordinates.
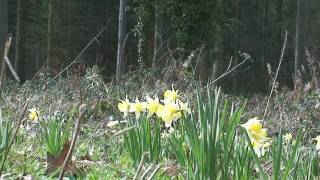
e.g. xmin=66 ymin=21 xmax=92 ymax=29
xmin=1 ymin=66 xmax=320 ymax=179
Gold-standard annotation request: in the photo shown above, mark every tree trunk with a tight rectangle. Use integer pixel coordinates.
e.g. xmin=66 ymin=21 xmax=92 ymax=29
xmin=154 ymin=2 xmax=163 ymax=60
xmin=116 ymin=0 xmax=127 ymax=80
xmin=0 ymin=0 xmax=7 ymax=54
xmin=261 ymin=0 xmax=269 ymax=91
xmin=295 ymin=0 xmax=308 ymax=81
xmin=47 ymin=0 xmax=53 ymax=70
xmin=232 ymin=0 xmax=241 ymax=92
xmin=276 ymin=0 xmax=283 ymax=50
xmin=0 ymin=0 xmax=8 ymax=84
xmin=15 ymin=0 xmax=22 ymax=81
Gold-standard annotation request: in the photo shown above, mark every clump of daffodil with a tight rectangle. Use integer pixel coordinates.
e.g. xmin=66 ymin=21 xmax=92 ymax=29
xmin=28 ymin=107 xmax=39 ymax=122
xmin=117 ymin=87 xmax=191 ymax=126
xmin=241 ymin=117 xmax=270 ymax=157
xmin=283 ymin=133 xmax=293 ymax=143
xmin=129 ymin=98 xmax=147 ymax=119
xmin=118 ymin=96 xmax=131 ymax=117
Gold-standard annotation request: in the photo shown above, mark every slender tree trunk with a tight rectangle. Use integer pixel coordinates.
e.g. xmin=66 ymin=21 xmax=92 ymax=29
xmin=15 ymin=0 xmax=22 ymax=81
xmin=261 ymin=0 xmax=269 ymax=91
xmin=0 ymin=0 xmax=8 ymax=83
xmin=154 ymin=2 xmax=163 ymax=58
xmin=261 ymin=0 xmax=269 ymax=62
xmin=232 ymin=0 xmax=241 ymax=92
xmin=116 ymin=0 xmax=126 ymax=80
xmin=0 ymin=0 xmax=7 ymax=54
xmin=276 ymin=0 xmax=283 ymax=49
xmin=235 ymin=0 xmax=241 ymax=55
xmin=47 ymin=0 xmax=53 ymax=70
xmin=295 ymin=0 xmax=308 ymax=81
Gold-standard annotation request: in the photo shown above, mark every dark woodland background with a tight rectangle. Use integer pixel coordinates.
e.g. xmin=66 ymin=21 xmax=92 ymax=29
xmin=0 ymin=0 xmax=319 ymax=94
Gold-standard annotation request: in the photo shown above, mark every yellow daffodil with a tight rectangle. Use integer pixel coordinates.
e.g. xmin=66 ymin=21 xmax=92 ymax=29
xmin=178 ymin=100 xmax=191 ymax=115
xmin=313 ymin=135 xmax=320 ymax=150
xmin=155 ymin=104 xmax=164 ymax=117
xmin=118 ymin=97 xmax=131 ymax=117
xmin=158 ymin=102 xmax=181 ymax=127
xmin=283 ymin=133 xmax=293 ymax=143
xmin=241 ymin=117 xmax=268 ymax=142
xmin=252 ymin=140 xmax=270 ymax=157
xmin=241 ymin=117 xmax=263 ymax=132
xmin=164 ymin=87 xmax=179 ymax=102
xmin=28 ymin=107 xmax=39 ymax=122
xmin=146 ymin=96 xmax=161 ymax=117
xmin=241 ymin=117 xmax=270 ymax=156
xmin=129 ymin=98 xmax=147 ymax=119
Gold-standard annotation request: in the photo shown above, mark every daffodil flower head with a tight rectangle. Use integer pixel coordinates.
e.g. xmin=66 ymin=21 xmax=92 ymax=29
xmin=283 ymin=133 xmax=293 ymax=143
xmin=312 ymin=135 xmax=320 ymax=150
xmin=159 ymin=102 xmax=181 ymax=127
xmin=118 ymin=96 xmax=131 ymax=118
xmin=241 ymin=117 xmax=263 ymax=132
xmin=155 ymin=104 xmax=164 ymax=117
xmin=28 ymin=107 xmax=39 ymax=122
xmin=241 ymin=117 xmax=270 ymax=156
xmin=178 ymin=100 xmax=191 ymax=115
xmin=251 ymin=128 xmax=268 ymax=142
xmin=252 ymin=140 xmax=270 ymax=157
xmin=146 ymin=96 xmax=161 ymax=117
xmin=129 ymin=98 xmax=147 ymax=119
xmin=164 ymin=86 xmax=179 ymax=103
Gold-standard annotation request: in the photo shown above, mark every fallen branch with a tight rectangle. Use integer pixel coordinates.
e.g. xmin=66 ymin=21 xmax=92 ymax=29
xmin=0 ymin=35 xmax=11 ymax=90
xmin=0 ymin=34 xmax=20 ymax=91
xmin=4 ymin=57 xmax=20 ymax=83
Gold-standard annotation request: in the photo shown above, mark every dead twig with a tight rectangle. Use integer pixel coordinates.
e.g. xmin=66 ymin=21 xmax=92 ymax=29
xmin=52 ymin=23 xmax=109 ymax=80
xmin=133 ymin=152 xmax=147 ymax=180
xmin=204 ymin=56 xmax=249 ymax=89
xmin=263 ymin=30 xmax=287 ymax=120
xmin=112 ymin=125 xmax=136 ymax=138
xmin=147 ymin=164 xmax=162 ymax=180
xmin=141 ymin=163 xmax=154 ymax=179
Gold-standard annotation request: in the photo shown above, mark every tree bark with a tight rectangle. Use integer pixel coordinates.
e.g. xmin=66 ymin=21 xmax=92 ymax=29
xmin=295 ymin=0 xmax=308 ymax=81
xmin=232 ymin=0 xmax=241 ymax=92
xmin=154 ymin=2 xmax=163 ymax=59
xmin=47 ymin=0 xmax=53 ymax=70
xmin=15 ymin=0 xmax=22 ymax=81
xmin=0 ymin=0 xmax=8 ymax=84
xmin=116 ymin=0 xmax=127 ymax=80
xmin=0 ymin=0 xmax=8 ymax=63
xmin=276 ymin=0 xmax=283 ymax=50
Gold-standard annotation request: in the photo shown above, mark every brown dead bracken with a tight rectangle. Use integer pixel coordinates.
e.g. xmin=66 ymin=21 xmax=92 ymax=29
xmin=45 ymin=140 xmax=81 ymax=176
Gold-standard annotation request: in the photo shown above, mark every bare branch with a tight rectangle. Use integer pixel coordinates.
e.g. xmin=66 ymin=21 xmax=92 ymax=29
xmin=52 ymin=23 xmax=109 ymax=80
xmin=263 ymin=30 xmax=288 ymax=119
